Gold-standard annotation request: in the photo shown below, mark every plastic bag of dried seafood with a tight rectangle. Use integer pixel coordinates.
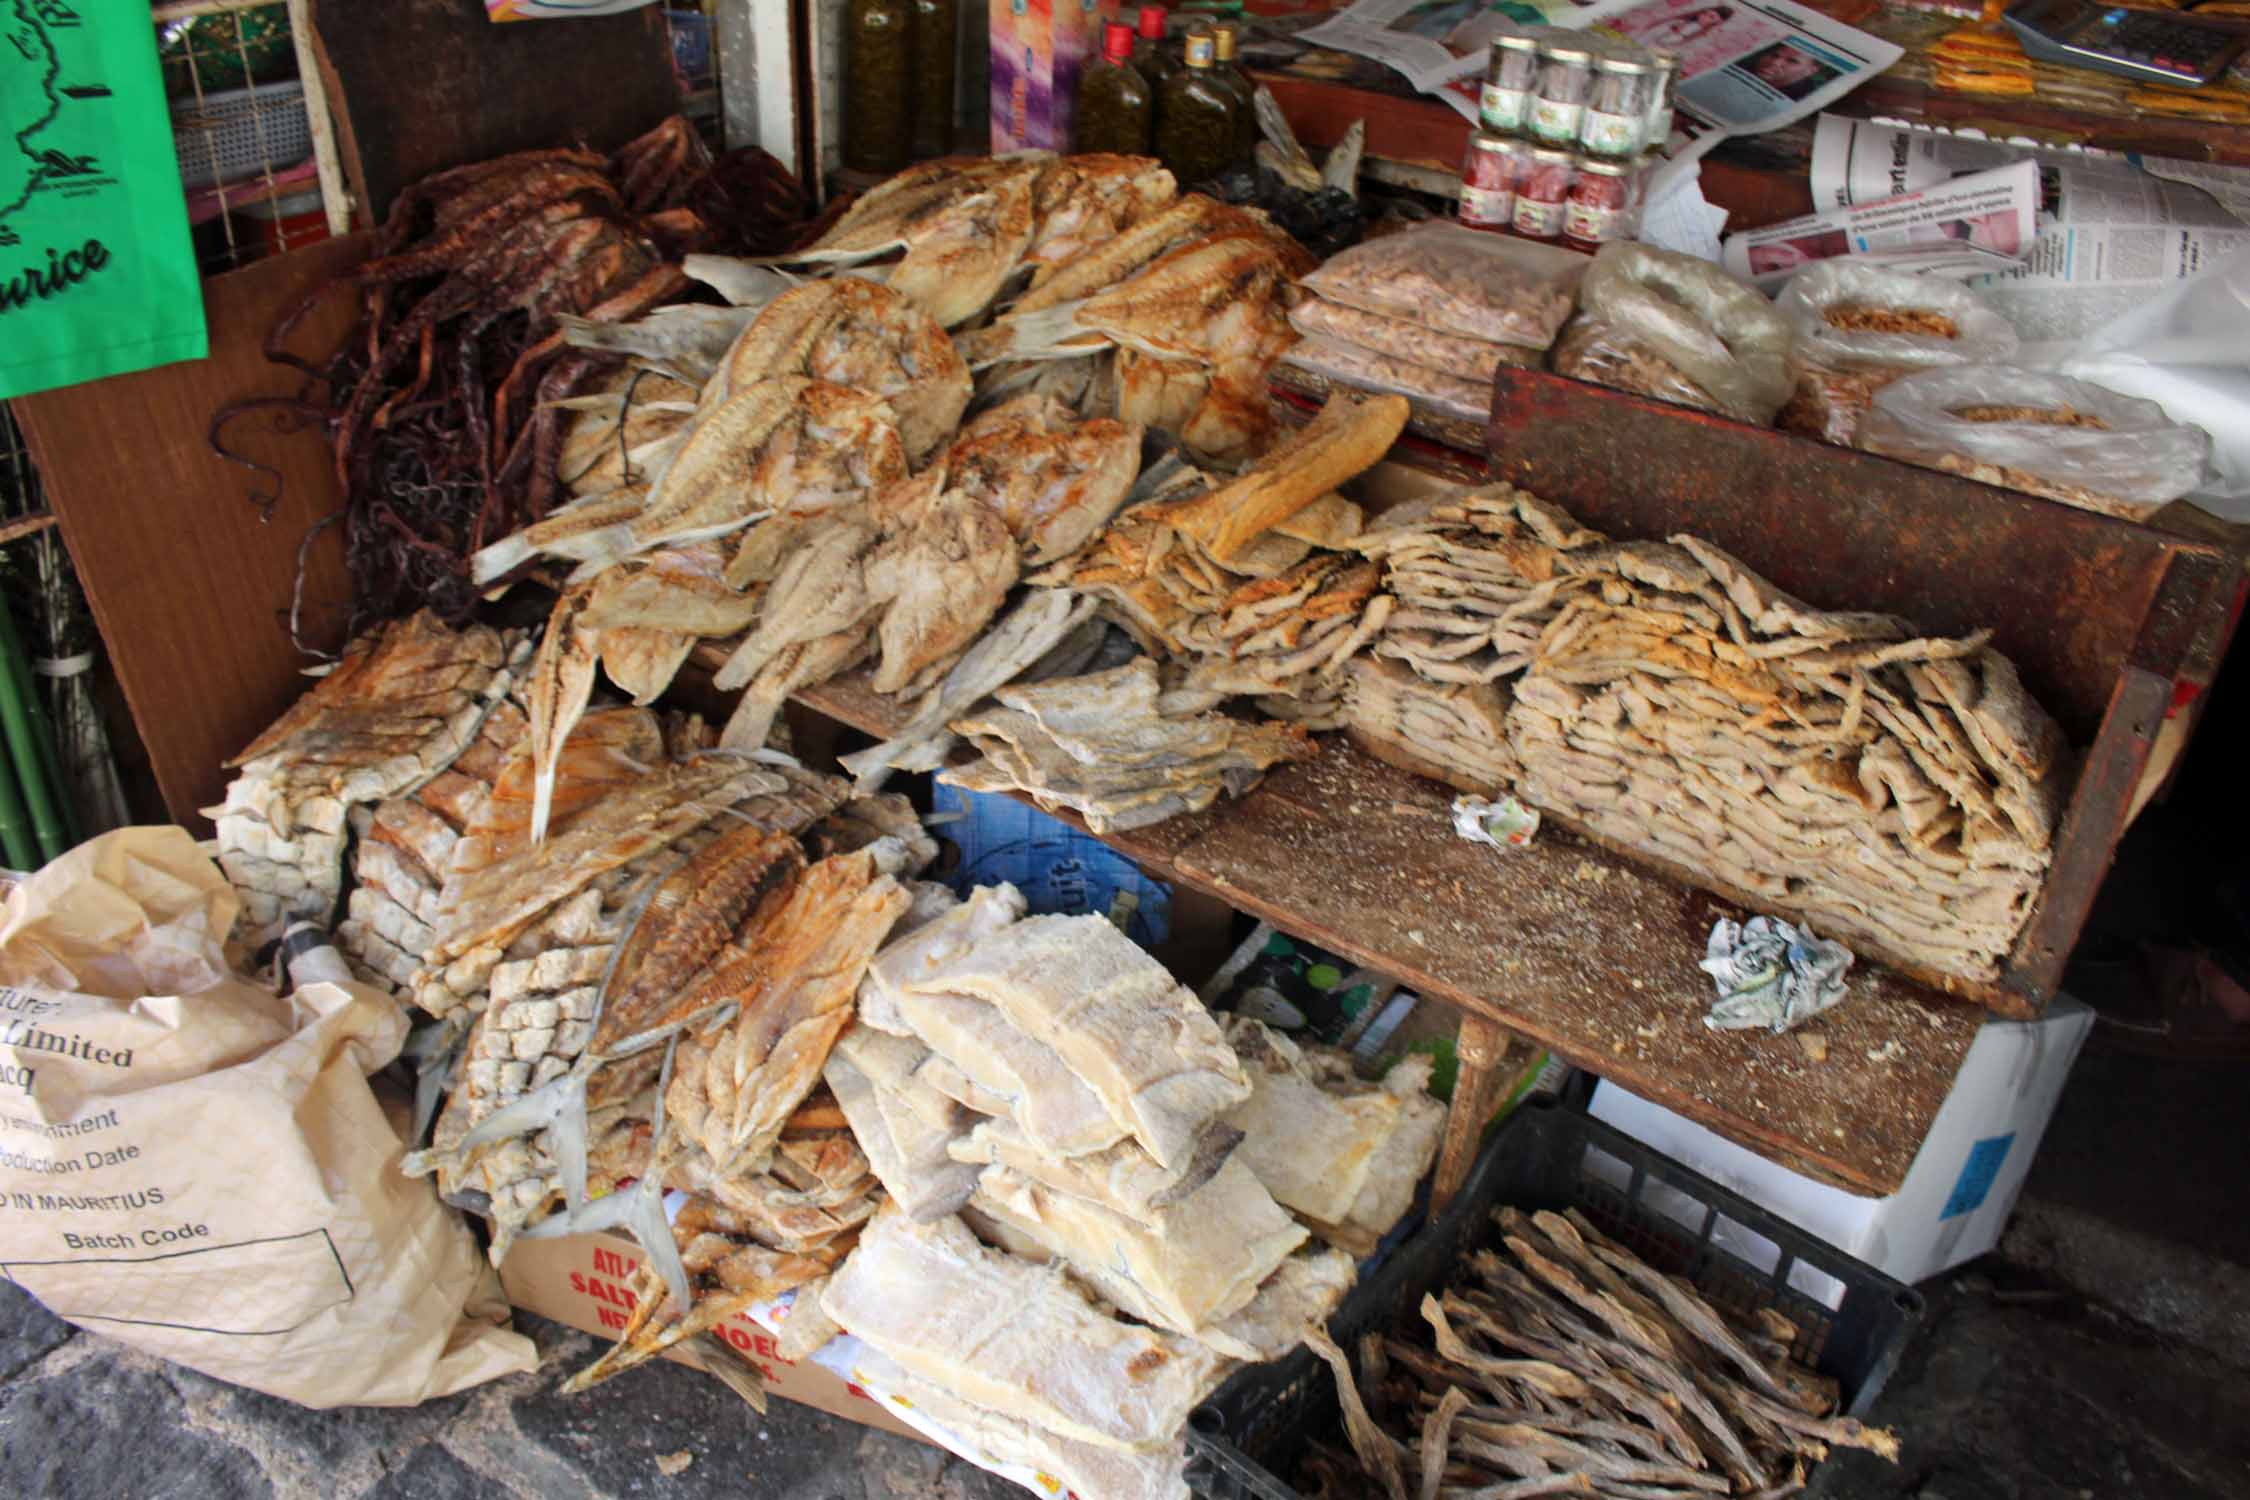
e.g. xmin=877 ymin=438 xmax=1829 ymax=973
xmin=1281 ymin=333 xmax=1494 ymax=422
xmin=1860 ymin=365 xmax=2212 ymax=520
xmin=1551 ymin=314 xmax=1732 ymax=419
xmin=1572 ymin=242 xmax=1795 ymax=424
xmin=0 ymin=827 xmax=537 ymax=1407
xmin=1299 ymin=221 xmax=1586 ymax=351
xmin=1773 ymin=262 xmax=2019 ymax=444
xmin=1288 ymin=296 xmax=1544 ymax=383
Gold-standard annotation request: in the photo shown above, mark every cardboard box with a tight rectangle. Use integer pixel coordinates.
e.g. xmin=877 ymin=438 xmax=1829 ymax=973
xmin=989 ymin=0 xmax=1117 ymax=152
xmin=1588 ymin=996 xmax=2094 ymax=1289
xmin=500 ymin=1231 xmax=926 ymax=1442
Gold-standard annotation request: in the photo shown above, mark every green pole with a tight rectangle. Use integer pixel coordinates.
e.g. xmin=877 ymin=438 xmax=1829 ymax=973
xmin=1 ymin=611 xmax=75 ymax=846
xmin=0 ymin=742 xmax=33 ymax=870
xmin=0 ymin=605 xmax=66 ymax=862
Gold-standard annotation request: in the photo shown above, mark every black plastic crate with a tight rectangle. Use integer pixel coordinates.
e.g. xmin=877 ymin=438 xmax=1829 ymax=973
xmin=1185 ymin=1098 xmax=1924 ymax=1500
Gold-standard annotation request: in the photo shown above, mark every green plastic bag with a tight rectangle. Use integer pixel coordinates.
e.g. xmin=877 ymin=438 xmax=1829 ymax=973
xmin=1 ymin=2 xmax=207 ymax=400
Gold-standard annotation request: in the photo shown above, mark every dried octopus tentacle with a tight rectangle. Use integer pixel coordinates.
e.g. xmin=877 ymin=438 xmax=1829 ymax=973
xmin=355 ymin=168 xmax=618 ymax=286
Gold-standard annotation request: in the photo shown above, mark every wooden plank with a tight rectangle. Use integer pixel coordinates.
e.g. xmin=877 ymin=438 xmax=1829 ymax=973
xmin=306 ymin=0 xmax=678 ymax=224
xmin=1169 ymin=743 xmax=1980 ymax=1197
xmin=1433 ymin=1013 xmax=1509 ymax=1216
xmin=0 ymin=513 xmax=57 ymax=547
xmin=11 ymin=237 xmax=367 ymax=833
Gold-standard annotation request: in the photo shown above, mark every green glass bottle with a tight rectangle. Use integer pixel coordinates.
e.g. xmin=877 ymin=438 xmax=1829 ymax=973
xmin=909 ymin=0 xmax=957 ymax=159
xmin=845 ymin=0 xmax=913 ymax=174
xmin=1077 ymin=22 xmax=1155 ymax=155
xmin=1209 ymin=21 xmax=1258 ymax=161
xmin=1156 ymin=26 xmax=1240 ymax=188
xmin=1131 ymin=3 xmax=1182 ymax=124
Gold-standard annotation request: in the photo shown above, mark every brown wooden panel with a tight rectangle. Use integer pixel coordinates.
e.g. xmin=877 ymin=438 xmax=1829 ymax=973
xmin=308 ymin=0 xmax=678 ymax=225
xmin=12 ymin=236 xmax=368 ymax=833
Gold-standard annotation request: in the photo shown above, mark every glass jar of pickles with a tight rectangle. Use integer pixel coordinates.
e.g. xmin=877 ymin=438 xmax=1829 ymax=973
xmin=1459 ymin=130 xmax=1529 ymax=230
xmin=1581 ymin=56 xmax=1652 ymax=158
xmin=1479 ymin=31 xmax=1541 ymax=135
xmin=1512 ymin=146 xmax=1576 ymax=240
xmin=1644 ymin=49 xmax=1679 ymax=149
xmin=1528 ymin=43 xmax=1593 ymax=147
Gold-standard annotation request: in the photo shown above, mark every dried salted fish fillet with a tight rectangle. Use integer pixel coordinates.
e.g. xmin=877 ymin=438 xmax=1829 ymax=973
xmin=820 ymin=1208 xmax=1231 ymax=1452
xmin=824 ymin=1032 xmax=981 ymax=1221
xmin=849 ymin=1346 xmax=1191 ymax=1500
xmin=947 ymin=1115 xmax=1239 ymax=1220
xmin=1193 ymin=1245 xmax=1357 ymax=1363
xmin=896 ymin=985 xmax=1129 ymax=1157
xmin=1221 ymin=1018 xmax=1412 ymax=1227
xmin=862 ymin=488 xmax=1022 ymax=695
xmin=907 ymin=914 xmax=1250 ymax=1171
xmin=942 ymin=395 xmax=1142 ymax=566
xmin=972 ymin=1154 xmax=1305 ymax=1333
xmin=1143 ymin=392 xmax=1409 ymax=567
xmin=857 ymin=883 xmax=1024 ymax=1035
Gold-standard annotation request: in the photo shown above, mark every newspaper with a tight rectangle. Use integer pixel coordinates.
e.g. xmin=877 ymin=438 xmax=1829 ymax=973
xmin=1802 ymin=115 xmax=2250 ymax=339
xmin=1297 ymin=0 xmax=1897 ymax=136
xmin=1720 ymin=159 xmax=2037 ymax=289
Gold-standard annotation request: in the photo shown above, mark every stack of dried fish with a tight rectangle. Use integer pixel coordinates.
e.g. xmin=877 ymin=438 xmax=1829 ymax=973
xmin=337 ymin=691 xmax=528 ymax=991
xmin=1050 ymin=391 xmax=1406 ymax=668
xmin=1343 ymin=656 xmax=1518 ymax=798
xmin=1307 ymin=1206 xmax=1899 ymax=1499
xmin=1507 ymin=530 xmax=2063 ymax=983
xmin=207 ymin=612 xmax=532 ymax=951
xmin=940 ymin=657 xmax=1315 ymax=834
xmin=1350 ymin=483 xmax=1606 ymax=689
xmin=1169 ymin=551 xmax=1389 ymax=725
xmin=1220 ymin=1016 xmax=1447 ymax=1258
xmin=809 ymin=890 xmax=1370 ymax=1499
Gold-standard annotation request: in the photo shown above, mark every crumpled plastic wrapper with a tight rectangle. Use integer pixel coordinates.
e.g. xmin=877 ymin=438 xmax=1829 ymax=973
xmin=1700 ymin=915 xmax=1853 ymax=1033
xmin=1453 ymin=794 xmax=1539 ymax=849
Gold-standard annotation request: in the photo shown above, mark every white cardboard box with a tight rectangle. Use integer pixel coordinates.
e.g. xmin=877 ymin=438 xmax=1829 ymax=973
xmin=1590 ymin=995 xmax=2094 ymax=1287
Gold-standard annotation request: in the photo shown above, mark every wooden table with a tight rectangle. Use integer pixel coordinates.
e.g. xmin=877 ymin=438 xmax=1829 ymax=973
xmin=768 ymin=664 xmax=1982 ymax=1203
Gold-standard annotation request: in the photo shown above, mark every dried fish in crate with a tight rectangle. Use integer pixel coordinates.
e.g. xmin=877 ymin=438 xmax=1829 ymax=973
xmin=208 ymin=612 xmax=531 ymax=951
xmin=943 ymin=657 xmax=1316 ymax=835
xmin=1301 ymin=1205 xmax=1898 ymax=1499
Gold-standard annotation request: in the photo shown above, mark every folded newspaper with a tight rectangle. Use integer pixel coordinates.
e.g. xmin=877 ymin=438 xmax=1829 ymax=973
xmin=1721 ymin=158 xmax=2037 ymax=289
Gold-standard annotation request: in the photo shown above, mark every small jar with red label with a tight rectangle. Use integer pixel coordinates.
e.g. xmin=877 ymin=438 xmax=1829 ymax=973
xmin=1512 ymin=147 xmax=1576 ymax=240
xmin=1563 ymin=156 xmax=1632 ymax=249
xmin=1459 ymin=130 xmax=1529 ymax=231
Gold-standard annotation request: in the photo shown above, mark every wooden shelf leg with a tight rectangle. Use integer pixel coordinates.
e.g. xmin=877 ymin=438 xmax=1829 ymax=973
xmin=1432 ymin=1013 xmax=1511 ymax=1217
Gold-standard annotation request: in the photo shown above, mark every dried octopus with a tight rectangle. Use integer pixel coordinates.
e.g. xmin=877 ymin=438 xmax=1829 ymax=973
xmin=213 ymin=118 xmax=811 ymax=635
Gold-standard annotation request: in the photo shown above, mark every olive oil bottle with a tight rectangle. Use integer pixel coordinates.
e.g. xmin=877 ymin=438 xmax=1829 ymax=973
xmin=1156 ymin=25 xmax=1241 ymax=188
xmin=1131 ymin=4 xmax=1182 ymax=115
xmin=1077 ymin=22 xmax=1156 ymax=155
xmin=1209 ymin=21 xmax=1259 ymax=160
xmin=908 ymin=0 xmax=957 ymax=159
xmin=844 ymin=0 xmax=912 ymax=174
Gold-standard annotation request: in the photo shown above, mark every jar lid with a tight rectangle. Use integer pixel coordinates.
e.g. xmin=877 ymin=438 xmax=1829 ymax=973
xmin=1578 ymin=156 xmax=1630 ymax=176
xmin=1491 ymin=31 xmax=1540 ymax=51
xmin=1469 ymin=129 xmax=1532 ymax=156
xmin=1529 ymin=146 xmax=1578 ymax=165
xmin=1645 ymin=47 xmax=1680 ymax=72
xmin=1537 ymin=43 xmax=1593 ymax=63
xmin=1594 ymin=56 xmax=1654 ymax=75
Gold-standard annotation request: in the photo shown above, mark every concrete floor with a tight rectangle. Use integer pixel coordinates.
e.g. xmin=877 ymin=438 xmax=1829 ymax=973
xmin=4 ymin=1036 xmax=2245 ymax=1499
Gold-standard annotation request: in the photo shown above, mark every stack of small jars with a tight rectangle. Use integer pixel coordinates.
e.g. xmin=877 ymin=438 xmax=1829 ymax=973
xmin=1459 ymin=26 xmax=1677 ymax=251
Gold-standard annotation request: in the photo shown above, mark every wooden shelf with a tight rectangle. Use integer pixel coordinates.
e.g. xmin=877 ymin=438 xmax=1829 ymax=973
xmin=771 ymin=664 xmax=1980 ymax=1199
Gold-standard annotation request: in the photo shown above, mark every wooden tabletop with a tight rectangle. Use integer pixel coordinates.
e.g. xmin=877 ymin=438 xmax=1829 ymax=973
xmin=788 ymin=668 xmax=1980 ymax=1197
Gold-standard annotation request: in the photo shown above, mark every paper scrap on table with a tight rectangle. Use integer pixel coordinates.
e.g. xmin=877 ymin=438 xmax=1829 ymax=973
xmin=1638 ymin=165 xmax=1732 ymax=264
xmin=1453 ymin=793 xmax=1540 ymax=849
xmin=1700 ymin=915 xmax=1853 ymax=1033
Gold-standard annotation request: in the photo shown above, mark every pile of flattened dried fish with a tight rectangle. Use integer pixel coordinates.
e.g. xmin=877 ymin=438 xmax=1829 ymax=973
xmin=1344 ymin=656 xmax=1518 ymax=799
xmin=1305 ymin=1205 xmax=1899 ymax=1500
xmin=1505 ymin=525 xmax=2064 ymax=985
xmin=940 ymin=657 xmax=1315 ymax=833
xmin=207 ymin=611 xmax=532 ymax=951
xmin=1048 ymin=390 xmax=1405 ymax=693
xmin=1350 ymin=483 xmax=1606 ymax=689
xmin=1220 ymin=1015 xmax=1447 ymax=1259
xmin=808 ymin=888 xmax=1377 ymax=1500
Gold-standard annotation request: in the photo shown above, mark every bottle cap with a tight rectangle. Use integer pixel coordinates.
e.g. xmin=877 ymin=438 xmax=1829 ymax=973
xmin=1213 ymin=21 xmax=1240 ymax=61
xmin=1183 ymin=25 xmax=1215 ymax=67
xmin=1138 ymin=4 xmax=1168 ymax=40
xmin=1104 ymin=21 xmax=1136 ymax=63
